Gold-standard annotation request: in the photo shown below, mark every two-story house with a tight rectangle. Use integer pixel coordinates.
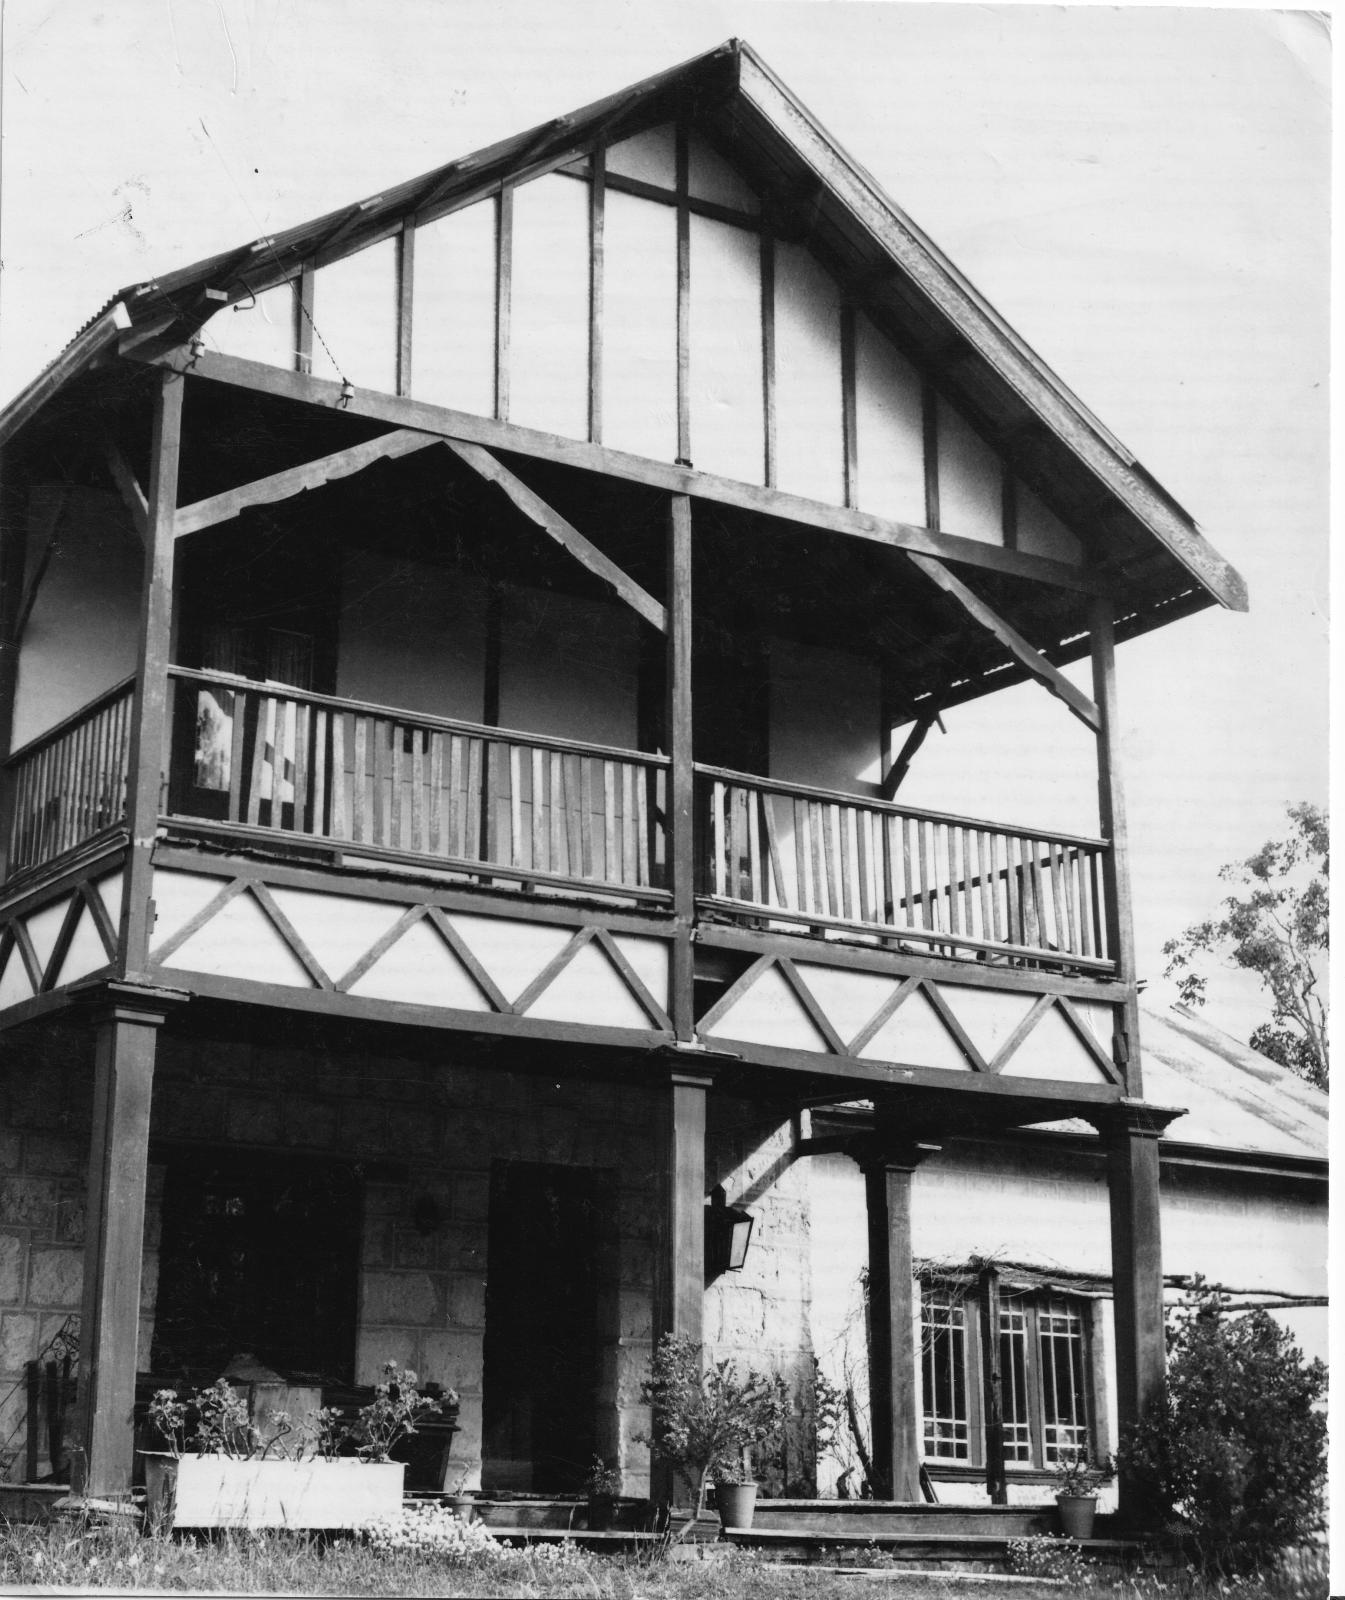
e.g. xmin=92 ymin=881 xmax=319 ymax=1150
xmin=0 ymin=41 xmax=1253 ymax=1522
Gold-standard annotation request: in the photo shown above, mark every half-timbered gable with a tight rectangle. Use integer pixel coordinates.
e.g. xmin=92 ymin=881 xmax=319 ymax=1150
xmin=0 ymin=41 xmax=1258 ymax=1526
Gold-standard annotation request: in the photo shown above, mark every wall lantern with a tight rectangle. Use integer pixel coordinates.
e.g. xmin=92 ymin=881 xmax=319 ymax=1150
xmin=705 ymin=1186 xmax=755 ymax=1277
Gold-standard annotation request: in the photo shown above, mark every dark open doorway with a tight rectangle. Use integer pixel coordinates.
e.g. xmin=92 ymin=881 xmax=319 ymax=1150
xmin=481 ymin=1160 xmax=614 ymax=1493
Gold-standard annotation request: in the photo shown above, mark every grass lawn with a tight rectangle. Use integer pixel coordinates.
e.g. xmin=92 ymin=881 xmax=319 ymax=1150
xmin=0 ymin=1517 xmax=1329 ymax=1598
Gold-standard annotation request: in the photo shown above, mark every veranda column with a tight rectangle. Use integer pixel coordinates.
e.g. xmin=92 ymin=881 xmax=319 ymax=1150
xmin=860 ymin=1131 xmax=940 ymax=1501
xmin=665 ymin=493 xmax=694 ymax=1041
xmin=651 ymin=1066 xmax=711 ymax=1503
xmin=77 ymin=993 xmax=170 ymax=1496
xmin=1101 ymin=1100 xmax=1179 ymax=1525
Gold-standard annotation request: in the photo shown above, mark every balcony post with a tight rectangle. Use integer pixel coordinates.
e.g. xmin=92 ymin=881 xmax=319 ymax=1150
xmin=0 ymin=467 xmax=25 ymax=877
xmin=1090 ymin=596 xmax=1142 ymax=1094
xmin=75 ymin=989 xmax=173 ymax=1497
xmin=858 ymin=1123 xmax=941 ymax=1500
xmin=666 ymin=493 xmax=694 ymax=1040
xmin=120 ymin=369 xmax=184 ymax=979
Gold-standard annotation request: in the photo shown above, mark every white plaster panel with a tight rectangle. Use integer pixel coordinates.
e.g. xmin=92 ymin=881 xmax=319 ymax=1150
xmin=95 ymin=870 xmax=124 ymax=943
xmin=774 ymin=242 xmax=844 ymax=505
xmin=688 ymin=214 xmax=764 ymax=484
xmin=1017 ymin=483 xmax=1084 ymax=565
xmin=937 ymin=399 xmax=1002 ymax=545
xmin=268 ymin=887 xmax=407 ymax=986
xmin=854 ymin=314 xmax=926 ymax=524
xmin=602 ymin=190 xmax=678 ymax=463
xmin=23 ymin=898 xmax=71 ymax=980
xmin=0 ymin=944 xmax=34 ymax=1010
xmin=163 ymin=891 xmax=314 ymax=988
xmin=510 ymin=174 xmax=591 ymax=441
xmin=606 ymin=125 xmax=676 ymax=188
xmin=151 ymin=870 xmax=232 ymax=950
xmin=443 ymin=913 xmax=573 ymax=1002
xmin=1071 ymin=998 xmax=1116 ymax=1050
xmin=310 ymin=237 xmax=398 ymax=395
xmin=412 ymin=198 xmax=497 ymax=417
xmin=687 ymin=131 xmax=759 ymax=212
xmin=611 ymin=935 xmax=669 ymax=1009
xmin=348 ymin=916 xmax=490 ymax=1011
xmin=859 ymin=987 xmax=969 ymax=1071
xmin=936 ymin=984 xmax=1039 ymax=1062
xmin=999 ymin=1003 xmax=1107 ymax=1082
xmin=793 ymin=964 xmax=897 ymax=1047
xmin=523 ymin=940 xmax=650 ymax=1030
xmin=704 ymin=963 xmax=828 ymax=1053
xmin=57 ymin=904 xmax=112 ymax=985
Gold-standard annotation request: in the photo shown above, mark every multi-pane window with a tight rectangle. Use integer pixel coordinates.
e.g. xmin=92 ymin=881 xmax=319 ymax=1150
xmin=921 ymin=1289 xmax=971 ymax=1459
xmin=920 ymin=1283 xmax=1096 ymax=1471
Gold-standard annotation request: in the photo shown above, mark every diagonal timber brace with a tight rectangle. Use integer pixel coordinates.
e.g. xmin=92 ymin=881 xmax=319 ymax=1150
xmin=445 ymin=439 xmax=667 ymax=633
xmin=907 ymin=551 xmax=1101 ymax=733
xmin=101 ymin=438 xmax=149 ymax=544
xmin=173 ymin=427 xmax=441 ymax=537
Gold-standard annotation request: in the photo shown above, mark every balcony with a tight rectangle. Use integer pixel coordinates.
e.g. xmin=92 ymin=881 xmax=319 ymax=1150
xmin=2 ymin=674 xmax=1114 ymax=976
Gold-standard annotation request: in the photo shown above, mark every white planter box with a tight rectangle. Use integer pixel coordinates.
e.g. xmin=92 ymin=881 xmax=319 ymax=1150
xmin=143 ymin=1455 xmax=405 ymax=1529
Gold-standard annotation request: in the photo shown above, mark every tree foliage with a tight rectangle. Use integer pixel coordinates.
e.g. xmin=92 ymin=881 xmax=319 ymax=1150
xmin=1163 ymin=803 xmax=1327 ymax=1089
xmin=1119 ymin=1286 xmax=1327 ymax=1578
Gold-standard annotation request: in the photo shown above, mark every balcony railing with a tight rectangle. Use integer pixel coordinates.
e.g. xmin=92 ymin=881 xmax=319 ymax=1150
xmin=3 ymin=680 xmax=134 ymax=878
xmin=166 ymin=668 xmax=670 ymax=901
xmin=697 ymin=765 xmax=1113 ymax=971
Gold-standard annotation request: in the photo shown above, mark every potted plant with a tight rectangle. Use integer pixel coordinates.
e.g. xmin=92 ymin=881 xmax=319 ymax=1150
xmin=142 ymin=1362 xmax=451 ymax=1530
xmin=443 ymin=1468 xmax=479 ymax=1523
xmin=584 ymin=1455 xmax=621 ymax=1531
xmin=1052 ymin=1449 xmax=1113 ymax=1539
xmin=640 ymin=1333 xmax=789 ymax=1535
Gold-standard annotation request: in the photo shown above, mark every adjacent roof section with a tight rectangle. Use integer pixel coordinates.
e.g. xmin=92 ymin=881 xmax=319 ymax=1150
xmin=1 ymin=39 xmax=1246 ymax=624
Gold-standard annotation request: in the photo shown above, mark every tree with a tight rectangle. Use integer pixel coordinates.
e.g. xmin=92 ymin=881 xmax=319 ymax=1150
xmin=1118 ymin=1286 xmax=1327 ymax=1578
xmin=1163 ymin=803 xmax=1327 ymax=1089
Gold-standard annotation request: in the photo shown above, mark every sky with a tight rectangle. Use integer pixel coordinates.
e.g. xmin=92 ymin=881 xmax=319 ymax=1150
xmin=0 ymin=0 xmax=1330 ymax=1048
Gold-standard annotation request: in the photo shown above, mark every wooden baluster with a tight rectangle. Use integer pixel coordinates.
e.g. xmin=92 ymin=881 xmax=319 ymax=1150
xmin=898 ymin=816 xmax=913 ymax=928
xmin=550 ymin=750 xmax=566 ymax=876
xmin=328 ymin=712 xmax=345 ymax=839
xmin=386 ymin=720 xmax=401 ymax=849
xmin=1077 ymin=847 xmax=1094 ymax=959
xmin=88 ymin=705 xmax=107 ymax=834
xmin=621 ymin=763 xmax=636 ymax=886
xmin=66 ymin=719 xmax=84 ymax=851
xmin=579 ymin=756 xmax=595 ymax=878
xmin=1092 ymin=849 xmax=1108 ymax=960
xmin=465 ymin=736 xmax=483 ymax=862
xmin=352 ymin=717 xmax=368 ymax=843
xmin=837 ymin=806 xmax=855 ymax=920
xmin=945 ymin=824 xmax=961 ymax=940
xmin=227 ymin=690 xmax=247 ymax=824
xmin=792 ymin=797 xmax=808 ymax=914
xmin=1061 ymin=846 xmax=1080 ymax=955
xmin=446 ymin=735 xmax=463 ymax=858
xmin=245 ymin=697 xmax=269 ymax=827
xmin=563 ymin=753 xmax=582 ymax=877
xmin=531 ymin=747 xmax=547 ymax=874
xmin=635 ymin=763 xmax=651 ymax=887
xmin=962 ymin=827 xmax=976 ymax=941
xmin=484 ymin=741 xmax=501 ymax=865
xmin=978 ymin=830 xmax=995 ymax=945
xmin=1019 ymin=836 xmax=1041 ymax=947
xmin=428 ymin=732 xmax=444 ymax=856
xmin=290 ymin=701 xmax=309 ymax=834
xmin=311 ymin=708 xmax=328 ymax=835
xmin=57 ymin=724 xmax=76 ymax=854
xmin=761 ymin=791 xmax=787 ymax=908
xmin=746 ymin=786 xmax=763 ymax=903
xmin=602 ymin=760 xmax=617 ymax=883
xmin=711 ymin=780 xmax=726 ymax=898
xmin=815 ymin=803 xmax=835 ymax=917
xmin=916 ymin=818 xmax=932 ymax=930
xmin=725 ymin=785 xmax=742 ymax=900
xmin=1047 ymin=840 xmax=1065 ymax=951
xmin=855 ymin=808 xmax=873 ymax=924
xmin=507 ymin=744 xmax=523 ymax=869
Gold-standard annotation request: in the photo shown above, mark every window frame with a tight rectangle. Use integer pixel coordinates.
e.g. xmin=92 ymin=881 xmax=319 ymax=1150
xmin=918 ymin=1277 xmax=1103 ymax=1479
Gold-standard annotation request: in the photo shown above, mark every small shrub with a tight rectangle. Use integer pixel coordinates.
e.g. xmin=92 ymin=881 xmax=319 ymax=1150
xmin=1006 ymin=1532 xmax=1094 ymax=1582
xmin=363 ymin=1500 xmax=500 ymax=1562
xmin=1119 ymin=1286 xmax=1327 ymax=1579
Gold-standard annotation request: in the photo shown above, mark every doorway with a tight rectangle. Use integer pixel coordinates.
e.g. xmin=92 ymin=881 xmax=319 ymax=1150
xmin=481 ymin=1161 xmax=614 ymax=1493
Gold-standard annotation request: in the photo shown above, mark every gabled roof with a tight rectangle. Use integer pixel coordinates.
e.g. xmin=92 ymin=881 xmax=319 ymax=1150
xmin=1 ymin=39 xmax=1246 ymax=627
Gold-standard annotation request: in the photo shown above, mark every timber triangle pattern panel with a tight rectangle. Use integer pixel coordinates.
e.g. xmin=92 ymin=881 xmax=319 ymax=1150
xmin=0 ymin=870 xmax=123 ymax=1015
xmin=201 ymin=126 xmax=1080 ymax=565
xmin=146 ymin=866 xmax=671 ymax=1036
xmin=698 ymin=953 xmax=1118 ymax=1084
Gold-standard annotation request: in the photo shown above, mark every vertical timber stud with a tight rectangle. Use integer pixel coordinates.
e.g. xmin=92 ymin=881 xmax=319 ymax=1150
xmin=0 ymin=465 xmax=27 ymax=876
xmin=1099 ymin=1101 xmax=1180 ymax=1527
xmin=652 ymin=1066 xmax=712 ymax=1504
xmin=1090 ymin=596 xmax=1142 ymax=1094
xmin=860 ymin=1126 xmax=940 ymax=1500
xmin=666 ymin=495 xmax=694 ymax=1040
xmin=978 ymin=1264 xmax=1007 ymax=1504
xmin=77 ymin=997 xmax=168 ymax=1496
xmin=120 ymin=370 xmax=184 ymax=979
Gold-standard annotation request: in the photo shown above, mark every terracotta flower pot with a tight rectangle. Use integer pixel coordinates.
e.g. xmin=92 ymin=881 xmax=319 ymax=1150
xmin=715 ymin=1481 xmax=758 ymax=1530
xmin=1056 ymin=1492 xmax=1097 ymax=1539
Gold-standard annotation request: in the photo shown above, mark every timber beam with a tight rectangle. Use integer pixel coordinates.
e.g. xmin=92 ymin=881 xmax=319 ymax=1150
xmin=907 ymin=551 xmax=1101 ymax=732
xmin=100 ymin=440 xmax=148 ymax=544
xmin=124 ymin=346 xmax=1118 ymax=598
xmin=445 ymin=440 xmax=667 ymax=632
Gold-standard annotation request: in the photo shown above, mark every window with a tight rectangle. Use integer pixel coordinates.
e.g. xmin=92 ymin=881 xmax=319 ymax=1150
xmin=920 ymin=1281 xmax=1098 ymax=1473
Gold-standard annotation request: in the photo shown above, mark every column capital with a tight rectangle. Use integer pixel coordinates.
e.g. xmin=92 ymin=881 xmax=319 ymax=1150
xmin=1088 ymin=1098 xmax=1185 ymax=1142
xmin=76 ymin=979 xmax=189 ymax=1030
xmin=853 ymin=1134 xmax=943 ymax=1175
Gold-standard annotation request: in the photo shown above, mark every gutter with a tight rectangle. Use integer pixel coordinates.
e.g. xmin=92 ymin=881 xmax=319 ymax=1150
xmin=0 ymin=301 xmax=132 ymax=453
